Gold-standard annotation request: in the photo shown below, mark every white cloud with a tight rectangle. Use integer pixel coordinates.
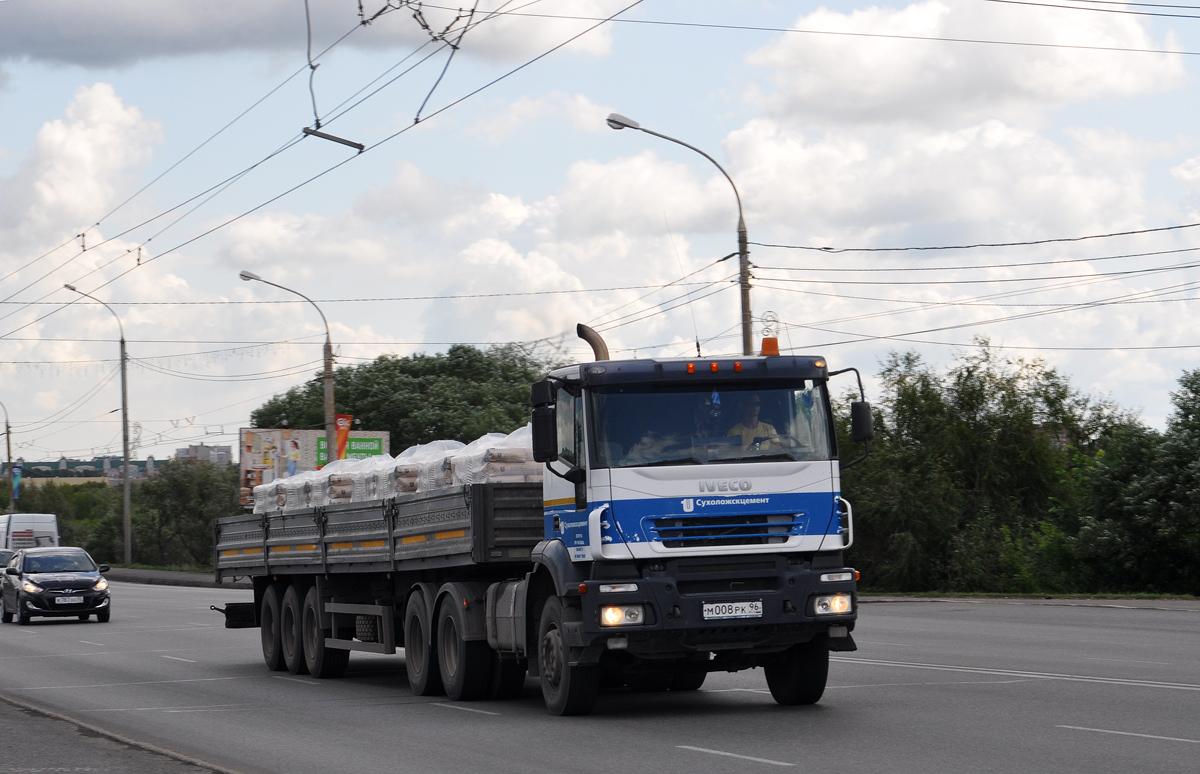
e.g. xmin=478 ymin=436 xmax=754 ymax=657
xmin=0 ymin=0 xmax=621 ymax=67
xmin=470 ymin=93 xmax=613 ymax=145
xmin=747 ymin=0 xmax=1185 ymax=127
xmin=1171 ymin=155 xmax=1200 ymax=186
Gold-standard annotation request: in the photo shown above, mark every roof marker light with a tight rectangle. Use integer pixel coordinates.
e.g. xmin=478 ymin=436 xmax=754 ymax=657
xmin=734 ymin=362 xmax=742 ymax=373
xmin=710 ymin=363 xmax=719 ymax=373
xmin=687 ymin=363 xmax=695 ymax=374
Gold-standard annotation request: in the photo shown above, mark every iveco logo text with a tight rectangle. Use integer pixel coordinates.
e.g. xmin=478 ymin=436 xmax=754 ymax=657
xmin=700 ymin=479 xmax=753 ymax=492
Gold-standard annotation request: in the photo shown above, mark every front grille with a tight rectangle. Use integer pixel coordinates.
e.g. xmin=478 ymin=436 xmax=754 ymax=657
xmin=650 ymin=513 xmax=800 ymax=548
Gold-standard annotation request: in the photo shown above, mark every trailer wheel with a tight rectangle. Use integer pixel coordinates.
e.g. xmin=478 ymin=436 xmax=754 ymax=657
xmin=302 ymin=587 xmax=349 ymax=679
xmin=436 ymin=599 xmax=492 ymax=701
xmin=260 ymin=584 xmax=286 ymax=671
xmin=488 ymin=652 xmax=527 ymax=700
xmin=280 ymin=585 xmax=309 ymax=675
xmin=538 ymin=596 xmax=599 ymax=716
xmin=764 ymin=635 xmax=828 ymax=705
xmin=404 ymin=593 xmax=444 ymax=696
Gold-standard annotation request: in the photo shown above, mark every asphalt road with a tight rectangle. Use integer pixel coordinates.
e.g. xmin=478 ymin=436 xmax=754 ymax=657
xmin=1 ymin=582 xmax=1198 ymax=774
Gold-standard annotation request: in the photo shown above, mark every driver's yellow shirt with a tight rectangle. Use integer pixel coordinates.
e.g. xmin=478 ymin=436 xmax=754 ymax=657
xmin=726 ymin=421 xmax=778 ymax=449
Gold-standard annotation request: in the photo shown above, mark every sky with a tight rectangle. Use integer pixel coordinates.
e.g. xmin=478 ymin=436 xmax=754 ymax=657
xmin=2 ymin=0 xmax=1200 ymax=464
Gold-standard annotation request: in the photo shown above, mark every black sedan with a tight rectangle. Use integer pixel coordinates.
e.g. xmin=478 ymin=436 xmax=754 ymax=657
xmin=1 ymin=547 xmax=110 ymax=625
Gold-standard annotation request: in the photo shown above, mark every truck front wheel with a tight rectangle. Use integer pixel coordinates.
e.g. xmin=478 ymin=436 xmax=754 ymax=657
xmin=436 ymin=599 xmax=492 ymax=701
xmin=538 ymin=596 xmax=599 ymax=716
xmin=764 ymin=635 xmax=829 ymax=705
xmin=404 ymin=593 xmax=444 ymax=696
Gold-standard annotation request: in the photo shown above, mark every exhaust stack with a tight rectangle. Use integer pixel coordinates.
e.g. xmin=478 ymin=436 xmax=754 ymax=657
xmin=577 ymin=323 xmax=610 ymax=362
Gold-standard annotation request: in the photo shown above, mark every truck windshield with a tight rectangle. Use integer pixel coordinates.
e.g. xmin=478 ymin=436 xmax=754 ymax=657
xmin=591 ymin=381 xmax=834 ymax=468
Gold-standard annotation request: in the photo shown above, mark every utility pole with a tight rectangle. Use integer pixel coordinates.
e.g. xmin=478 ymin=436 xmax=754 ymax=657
xmin=1 ymin=399 xmax=13 ymax=514
xmin=64 ymin=284 xmax=132 ymax=564
xmin=606 ymin=113 xmax=754 ymax=356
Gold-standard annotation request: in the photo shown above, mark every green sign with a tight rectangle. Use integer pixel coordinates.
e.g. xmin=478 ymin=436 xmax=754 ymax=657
xmin=317 ymin=436 xmax=384 ymax=467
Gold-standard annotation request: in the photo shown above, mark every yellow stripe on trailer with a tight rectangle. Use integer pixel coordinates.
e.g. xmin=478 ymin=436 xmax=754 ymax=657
xmin=295 ymin=544 xmax=317 ymax=551
xmin=330 ymin=542 xmax=354 ymax=550
xmin=220 ymin=550 xmax=239 ymax=557
xmin=270 ymin=546 xmax=292 ymax=553
xmin=401 ymin=535 xmax=426 ymax=545
xmin=360 ymin=540 xmax=386 ymax=548
xmin=434 ymin=529 xmax=466 ymax=540
xmin=242 ymin=547 xmax=263 ymax=555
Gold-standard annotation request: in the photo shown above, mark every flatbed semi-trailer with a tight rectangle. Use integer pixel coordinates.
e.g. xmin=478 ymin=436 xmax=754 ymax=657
xmin=214 ymin=326 xmax=871 ymax=715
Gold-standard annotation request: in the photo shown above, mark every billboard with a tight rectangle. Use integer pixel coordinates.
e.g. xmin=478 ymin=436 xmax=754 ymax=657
xmin=238 ymin=428 xmax=389 ymax=506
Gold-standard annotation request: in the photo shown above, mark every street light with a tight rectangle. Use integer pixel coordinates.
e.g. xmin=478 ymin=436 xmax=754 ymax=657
xmin=0 ymin=398 xmax=13 ymax=514
xmin=63 ymin=284 xmax=132 ymax=565
xmin=606 ymin=112 xmax=754 ymax=356
xmin=239 ymin=271 xmax=336 ymax=466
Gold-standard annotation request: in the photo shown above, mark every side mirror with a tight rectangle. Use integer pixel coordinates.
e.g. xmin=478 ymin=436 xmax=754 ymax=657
xmin=530 ymin=379 xmax=556 ymax=407
xmin=563 ymin=466 xmax=586 ymax=485
xmin=5 ymin=567 xmax=18 ymax=576
xmin=532 ymin=406 xmax=557 ymax=463
xmin=99 ymin=564 xmax=111 ymax=573
xmin=850 ymin=401 xmax=874 ymax=444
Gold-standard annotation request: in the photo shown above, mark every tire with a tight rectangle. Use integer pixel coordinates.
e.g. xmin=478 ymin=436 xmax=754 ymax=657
xmin=302 ymin=587 xmax=349 ymax=679
xmin=404 ymin=592 xmax=444 ymax=696
xmin=489 ymin=653 xmax=527 ymax=700
xmin=260 ymin=584 xmax=286 ymax=671
xmin=17 ymin=604 xmax=31 ymax=625
xmin=436 ymin=598 xmax=493 ymax=701
xmin=78 ymin=614 xmax=90 ymax=621
xmin=1 ymin=597 xmax=12 ymax=624
xmin=280 ymin=585 xmax=308 ymax=675
xmin=669 ymin=670 xmax=707 ymax=692
xmin=538 ymin=596 xmax=599 ymax=716
xmin=96 ymin=609 xmax=111 ymax=623
xmin=764 ymin=635 xmax=829 ymax=706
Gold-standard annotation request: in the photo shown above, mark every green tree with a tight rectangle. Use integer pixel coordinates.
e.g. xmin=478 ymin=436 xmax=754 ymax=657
xmin=250 ymin=344 xmax=545 ymax=450
xmin=133 ymin=459 xmax=241 ymax=568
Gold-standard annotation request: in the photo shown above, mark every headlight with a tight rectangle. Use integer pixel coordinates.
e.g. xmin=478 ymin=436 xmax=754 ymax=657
xmin=601 ymin=604 xmax=645 ymax=627
xmin=813 ymin=593 xmax=853 ymax=615
xmin=22 ymin=580 xmax=43 ymax=593
xmin=93 ymin=578 xmax=108 ymax=591
xmin=599 ymin=583 xmax=638 ymax=593
xmin=819 ymin=571 xmax=855 ymax=583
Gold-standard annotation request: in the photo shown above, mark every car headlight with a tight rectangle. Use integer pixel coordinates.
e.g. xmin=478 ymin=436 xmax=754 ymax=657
xmin=93 ymin=578 xmax=108 ymax=591
xmin=22 ymin=580 xmax=43 ymax=593
xmin=813 ymin=593 xmax=853 ymax=615
xmin=601 ymin=604 xmax=645 ymax=627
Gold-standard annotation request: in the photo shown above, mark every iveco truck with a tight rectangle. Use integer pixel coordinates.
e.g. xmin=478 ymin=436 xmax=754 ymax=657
xmin=214 ymin=325 xmax=872 ymax=715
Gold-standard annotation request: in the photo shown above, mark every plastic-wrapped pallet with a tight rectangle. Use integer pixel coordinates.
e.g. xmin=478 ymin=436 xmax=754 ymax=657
xmin=451 ymin=426 xmax=542 ymax=485
xmin=279 ymin=471 xmax=317 ymax=511
xmin=252 ymin=482 xmax=280 ymax=514
xmin=409 ymin=440 xmax=467 ymax=493
xmin=320 ymin=459 xmax=359 ymax=505
xmin=441 ymin=433 xmax=506 ymax=487
xmin=351 ymin=455 xmax=396 ymax=502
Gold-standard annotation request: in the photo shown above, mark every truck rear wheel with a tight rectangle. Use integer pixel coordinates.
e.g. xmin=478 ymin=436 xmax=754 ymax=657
xmin=280 ymin=585 xmax=308 ymax=675
xmin=404 ymin=593 xmax=444 ymax=696
xmin=538 ymin=596 xmax=599 ymax=716
xmin=303 ymin=587 xmax=349 ymax=678
xmin=765 ymin=635 xmax=828 ymax=705
xmin=436 ymin=599 xmax=492 ymax=701
xmin=260 ymin=584 xmax=286 ymax=671
xmin=669 ymin=670 xmax=707 ymax=692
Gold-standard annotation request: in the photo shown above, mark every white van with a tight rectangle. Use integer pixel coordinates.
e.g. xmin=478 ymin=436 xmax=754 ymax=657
xmin=0 ymin=513 xmax=60 ymax=549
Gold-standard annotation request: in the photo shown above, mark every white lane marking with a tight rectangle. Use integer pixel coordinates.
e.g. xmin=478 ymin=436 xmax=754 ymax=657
xmin=853 ymin=640 xmax=914 ymax=647
xmin=705 ymin=688 xmax=772 ymax=694
xmin=1083 ymin=657 xmax=1173 ymax=666
xmin=1057 ymin=726 xmax=1200 ymax=744
xmin=833 ymin=657 xmax=1200 ymax=692
xmin=79 ymin=641 xmax=105 ymax=646
xmin=831 ymin=679 xmax=1035 ymax=689
xmin=273 ymin=676 xmax=320 ymax=685
xmin=678 ymin=746 xmax=794 ymax=767
xmin=434 ymin=702 xmax=499 ymax=716
xmin=161 ymin=655 xmax=196 ymax=663
xmin=17 ymin=676 xmax=251 ymax=691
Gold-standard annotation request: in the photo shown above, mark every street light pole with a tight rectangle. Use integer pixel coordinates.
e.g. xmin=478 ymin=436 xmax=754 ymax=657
xmin=606 ymin=113 xmax=754 ymax=356
xmin=239 ymin=271 xmax=336 ymax=465
xmin=1 ymin=399 xmax=13 ymax=514
xmin=63 ymin=284 xmax=131 ymax=564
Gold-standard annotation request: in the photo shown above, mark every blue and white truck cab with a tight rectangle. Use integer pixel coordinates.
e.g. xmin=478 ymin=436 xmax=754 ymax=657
xmin=522 ymin=325 xmax=874 ymax=711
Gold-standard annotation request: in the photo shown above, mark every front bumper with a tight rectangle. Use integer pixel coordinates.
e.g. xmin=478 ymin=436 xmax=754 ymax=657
xmin=566 ymin=555 xmax=856 ymax=658
xmin=21 ymin=592 xmax=110 ymax=617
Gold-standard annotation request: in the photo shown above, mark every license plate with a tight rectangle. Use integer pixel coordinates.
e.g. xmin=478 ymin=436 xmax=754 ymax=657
xmin=55 ymin=596 xmax=83 ymax=605
xmin=702 ymin=600 xmax=763 ymax=620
